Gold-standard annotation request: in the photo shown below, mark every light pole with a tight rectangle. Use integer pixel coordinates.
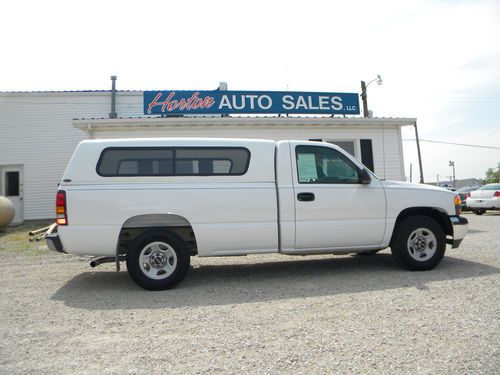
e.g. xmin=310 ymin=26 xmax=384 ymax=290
xmin=360 ymin=75 xmax=382 ymax=117
xmin=449 ymin=161 xmax=456 ymax=188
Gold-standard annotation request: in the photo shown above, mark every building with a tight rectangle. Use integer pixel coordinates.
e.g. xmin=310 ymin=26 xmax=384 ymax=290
xmin=0 ymin=87 xmax=416 ymax=223
xmin=430 ymin=178 xmax=483 ymax=190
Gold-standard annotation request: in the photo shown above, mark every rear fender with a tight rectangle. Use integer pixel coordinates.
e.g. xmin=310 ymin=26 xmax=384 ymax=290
xmin=117 ymin=214 xmax=198 ymax=260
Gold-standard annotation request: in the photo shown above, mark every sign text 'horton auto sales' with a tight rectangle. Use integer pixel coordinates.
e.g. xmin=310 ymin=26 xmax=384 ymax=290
xmin=143 ymin=90 xmax=360 ymax=115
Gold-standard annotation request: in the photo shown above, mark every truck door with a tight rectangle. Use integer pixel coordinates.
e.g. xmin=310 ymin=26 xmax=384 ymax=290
xmin=291 ymin=142 xmax=386 ymax=250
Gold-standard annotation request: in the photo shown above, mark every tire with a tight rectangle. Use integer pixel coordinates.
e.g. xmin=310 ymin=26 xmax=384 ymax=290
xmin=391 ymin=215 xmax=446 ymax=271
xmin=126 ymin=229 xmax=190 ymax=290
xmin=473 ymin=209 xmax=485 ymax=215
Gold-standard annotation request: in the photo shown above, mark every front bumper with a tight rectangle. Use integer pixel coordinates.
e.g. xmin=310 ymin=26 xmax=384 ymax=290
xmin=449 ymin=216 xmax=468 ymax=249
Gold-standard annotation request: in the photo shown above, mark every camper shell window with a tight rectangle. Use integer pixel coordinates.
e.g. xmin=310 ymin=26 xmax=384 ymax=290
xmin=97 ymin=147 xmax=250 ymax=177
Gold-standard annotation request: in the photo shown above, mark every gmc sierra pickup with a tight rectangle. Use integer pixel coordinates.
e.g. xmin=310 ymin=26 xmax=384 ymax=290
xmin=46 ymin=138 xmax=468 ymax=290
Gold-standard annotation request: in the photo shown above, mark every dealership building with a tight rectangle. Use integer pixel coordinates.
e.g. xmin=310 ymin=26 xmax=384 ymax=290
xmin=0 ymin=81 xmax=417 ymax=224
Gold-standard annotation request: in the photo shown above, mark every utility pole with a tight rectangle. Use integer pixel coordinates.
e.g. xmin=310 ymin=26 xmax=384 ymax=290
xmin=360 ymin=81 xmax=368 ymax=118
xmin=360 ymin=76 xmax=382 ymax=118
xmin=449 ymin=161 xmax=456 ymax=188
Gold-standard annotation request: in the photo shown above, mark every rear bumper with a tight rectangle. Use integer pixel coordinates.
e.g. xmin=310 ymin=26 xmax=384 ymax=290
xmin=466 ymin=198 xmax=500 ymax=209
xmin=45 ymin=226 xmax=66 ymax=253
xmin=449 ymin=216 xmax=468 ymax=249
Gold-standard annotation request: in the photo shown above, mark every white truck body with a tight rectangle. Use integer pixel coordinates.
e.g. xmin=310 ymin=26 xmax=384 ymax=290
xmin=46 ymin=138 xmax=468 ymax=290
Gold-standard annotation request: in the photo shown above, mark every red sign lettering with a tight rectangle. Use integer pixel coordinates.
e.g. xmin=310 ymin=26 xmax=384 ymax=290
xmin=147 ymin=91 xmax=215 ymax=114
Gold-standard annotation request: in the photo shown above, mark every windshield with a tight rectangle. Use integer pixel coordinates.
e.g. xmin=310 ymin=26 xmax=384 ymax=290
xmin=478 ymin=184 xmax=500 ymax=191
xmin=457 ymin=186 xmax=477 ymax=193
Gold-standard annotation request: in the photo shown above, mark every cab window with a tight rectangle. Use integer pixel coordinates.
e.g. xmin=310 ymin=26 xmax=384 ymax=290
xmin=296 ymin=145 xmax=361 ymax=184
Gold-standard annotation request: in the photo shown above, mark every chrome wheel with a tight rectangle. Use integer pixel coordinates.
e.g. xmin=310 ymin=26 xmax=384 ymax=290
xmin=139 ymin=241 xmax=178 ymax=280
xmin=407 ymin=227 xmax=437 ymax=261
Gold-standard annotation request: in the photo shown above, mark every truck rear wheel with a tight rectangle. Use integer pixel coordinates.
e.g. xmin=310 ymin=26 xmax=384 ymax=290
xmin=126 ymin=229 xmax=190 ymax=290
xmin=391 ymin=215 xmax=445 ymax=271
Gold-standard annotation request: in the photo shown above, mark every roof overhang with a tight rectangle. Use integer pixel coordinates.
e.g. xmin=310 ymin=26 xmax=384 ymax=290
xmin=73 ymin=116 xmax=417 ymax=133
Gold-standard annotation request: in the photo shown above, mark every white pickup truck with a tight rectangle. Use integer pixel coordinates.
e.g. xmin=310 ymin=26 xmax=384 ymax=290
xmin=46 ymin=138 xmax=468 ymax=290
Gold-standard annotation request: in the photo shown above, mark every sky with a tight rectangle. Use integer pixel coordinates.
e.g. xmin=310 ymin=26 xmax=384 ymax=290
xmin=1 ymin=0 xmax=499 ymax=183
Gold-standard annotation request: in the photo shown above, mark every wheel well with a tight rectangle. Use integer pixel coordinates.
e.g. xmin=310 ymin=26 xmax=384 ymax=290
xmin=118 ymin=214 xmax=198 ymax=256
xmin=389 ymin=207 xmax=452 ymax=247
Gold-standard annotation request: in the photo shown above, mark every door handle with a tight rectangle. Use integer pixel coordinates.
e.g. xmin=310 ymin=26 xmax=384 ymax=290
xmin=297 ymin=192 xmax=315 ymax=202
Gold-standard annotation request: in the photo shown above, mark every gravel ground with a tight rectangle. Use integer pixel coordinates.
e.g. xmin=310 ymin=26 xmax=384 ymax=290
xmin=0 ymin=212 xmax=499 ymax=374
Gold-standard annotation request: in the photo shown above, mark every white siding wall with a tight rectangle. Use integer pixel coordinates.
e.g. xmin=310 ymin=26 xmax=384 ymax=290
xmin=0 ymin=91 xmax=407 ymax=220
xmin=1 ymin=93 xmax=105 ymax=219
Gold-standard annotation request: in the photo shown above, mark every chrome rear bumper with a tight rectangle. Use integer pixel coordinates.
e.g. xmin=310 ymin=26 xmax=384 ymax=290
xmin=45 ymin=225 xmax=66 ymax=253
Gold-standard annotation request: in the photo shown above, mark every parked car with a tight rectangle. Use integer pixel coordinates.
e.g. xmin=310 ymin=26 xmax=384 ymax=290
xmin=457 ymin=186 xmax=480 ymax=211
xmin=440 ymin=184 xmax=456 ymax=192
xmin=466 ymin=183 xmax=500 ymax=215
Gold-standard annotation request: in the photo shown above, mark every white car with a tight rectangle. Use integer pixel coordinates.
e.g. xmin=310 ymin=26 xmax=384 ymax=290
xmin=466 ymin=183 xmax=500 ymax=215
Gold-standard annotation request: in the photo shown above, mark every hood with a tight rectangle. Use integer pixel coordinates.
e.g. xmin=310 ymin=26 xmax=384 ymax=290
xmin=381 ymin=180 xmax=455 ymax=194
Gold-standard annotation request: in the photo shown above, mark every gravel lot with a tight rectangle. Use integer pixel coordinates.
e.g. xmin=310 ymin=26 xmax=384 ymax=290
xmin=0 ymin=212 xmax=499 ymax=374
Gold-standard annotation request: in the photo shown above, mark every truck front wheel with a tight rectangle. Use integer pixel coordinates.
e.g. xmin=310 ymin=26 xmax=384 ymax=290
xmin=391 ymin=215 xmax=446 ymax=271
xmin=126 ymin=229 xmax=190 ymax=290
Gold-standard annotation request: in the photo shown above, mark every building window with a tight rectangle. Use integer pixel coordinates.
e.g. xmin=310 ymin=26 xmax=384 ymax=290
xmin=296 ymin=145 xmax=362 ymax=184
xmin=308 ymin=139 xmax=374 ymax=173
xmin=97 ymin=147 xmax=250 ymax=177
xmin=5 ymin=171 xmax=20 ymax=196
xmin=326 ymin=140 xmax=356 ymax=157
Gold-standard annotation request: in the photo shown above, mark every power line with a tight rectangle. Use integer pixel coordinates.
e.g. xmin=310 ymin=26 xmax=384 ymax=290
xmin=403 ymin=139 xmax=500 ymax=149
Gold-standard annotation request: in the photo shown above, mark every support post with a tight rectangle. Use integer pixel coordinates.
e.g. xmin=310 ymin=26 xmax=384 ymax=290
xmin=414 ymin=121 xmax=424 ymax=183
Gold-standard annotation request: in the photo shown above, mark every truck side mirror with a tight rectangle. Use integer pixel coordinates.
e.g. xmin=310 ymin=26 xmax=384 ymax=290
xmin=360 ymin=168 xmax=371 ymax=184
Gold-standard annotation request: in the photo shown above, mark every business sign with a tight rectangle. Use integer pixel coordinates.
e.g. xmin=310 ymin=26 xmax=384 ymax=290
xmin=143 ymin=90 xmax=360 ymax=115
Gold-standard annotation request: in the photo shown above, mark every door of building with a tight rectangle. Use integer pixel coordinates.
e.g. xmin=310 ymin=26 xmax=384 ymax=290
xmin=1 ymin=166 xmax=23 ymax=224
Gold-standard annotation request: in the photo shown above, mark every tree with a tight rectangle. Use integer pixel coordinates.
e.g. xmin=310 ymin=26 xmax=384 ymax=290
xmin=484 ymin=163 xmax=500 ymax=184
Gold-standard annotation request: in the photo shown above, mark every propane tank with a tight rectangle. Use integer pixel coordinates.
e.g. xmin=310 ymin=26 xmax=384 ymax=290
xmin=0 ymin=196 xmax=15 ymax=227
